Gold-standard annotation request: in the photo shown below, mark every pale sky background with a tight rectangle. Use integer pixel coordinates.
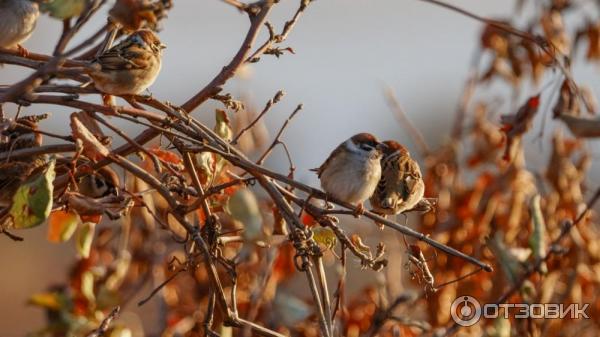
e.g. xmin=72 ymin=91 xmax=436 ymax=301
xmin=2 ymin=0 xmax=600 ymax=335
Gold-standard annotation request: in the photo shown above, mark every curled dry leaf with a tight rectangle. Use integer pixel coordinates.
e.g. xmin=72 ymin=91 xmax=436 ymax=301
xmin=540 ymin=10 xmax=571 ymax=55
xmin=70 ymin=114 xmax=110 ymax=162
xmin=66 ymin=192 xmax=130 ymax=221
xmin=351 ymin=234 xmax=371 ymax=255
xmin=500 ymin=95 xmax=541 ymax=161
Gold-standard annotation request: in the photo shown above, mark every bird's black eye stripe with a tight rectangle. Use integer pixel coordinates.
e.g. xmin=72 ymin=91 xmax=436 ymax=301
xmin=94 ymin=176 xmax=105 ymax=189
xmin=360 ymin=143 xmax=374 ymax=151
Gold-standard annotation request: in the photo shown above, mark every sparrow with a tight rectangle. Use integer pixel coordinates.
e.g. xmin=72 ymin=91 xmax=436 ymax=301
xmin=109 ymin=0 xmax=173 ymax=32
xmin=370 ymin=140 xmax=424 ymax=219
xmin=77 ymin=166 xmax=120 ymax=198
xmin=88 ymin=29 xmax=165 ymax=99
xmin=0 ymin=115 xmax=45 ymax=206
xmin=0 ymin=0 xmax=40 ymax=54
xmin=312 ymin=133 xmax=383 ymax=214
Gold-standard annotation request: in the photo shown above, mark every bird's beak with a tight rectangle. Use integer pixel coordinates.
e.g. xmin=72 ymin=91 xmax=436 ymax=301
xmin=159 ymin=43 xmax=167 ymax=50
xmin=376 ymin=143 xmax=387 ymax=152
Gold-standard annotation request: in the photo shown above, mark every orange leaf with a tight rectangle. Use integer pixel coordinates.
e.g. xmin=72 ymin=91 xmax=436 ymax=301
xmin=47 ymin=210 xmax=80 ymax=243
xmin=80 ymin=214 xmax=102 ymax=224
xmin=150 ymin=148 xmax=183 ymax=165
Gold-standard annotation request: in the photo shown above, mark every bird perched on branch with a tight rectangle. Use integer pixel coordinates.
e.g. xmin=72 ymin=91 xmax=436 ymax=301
xmin=0 ymin=0 xmax=40 ymax=55
xmin=312 ymin=133 xmax=383 ymax=214
xmin=88 ymin=29 xmax=165 ymax=104
xmin=370 ymin=140 xmax=424 ymax=221
xmin=0 ymin=115 xmax=46 ymax=206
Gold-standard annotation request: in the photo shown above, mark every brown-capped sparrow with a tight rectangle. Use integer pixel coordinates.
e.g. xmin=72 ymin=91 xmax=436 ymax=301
xmin=0 ymin=0 xmax=39 ymax=54
xmin=370 ymin=140 xmax=424 ymax=219
xmin=77 ymin=166 xmax=120 ymax=198
xmin=109 ymin=0 xmax=172 ymax=32
xmin=0 ymin=116 xmax=45 ymax=206
xmin=312 ymin=133 xmax=383 ymax=214
xmin=88 ymin=29 xmax=165 ymax=98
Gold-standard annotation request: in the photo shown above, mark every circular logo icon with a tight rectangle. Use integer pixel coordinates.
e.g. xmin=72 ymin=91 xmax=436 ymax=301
xmin=450 ymin=296 xmax=481 ymax=326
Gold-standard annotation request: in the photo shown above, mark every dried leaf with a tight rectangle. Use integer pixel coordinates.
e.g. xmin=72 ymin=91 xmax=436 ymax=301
xmin=553 ymin=80 xmax=578 ymax=118
xmin=500 ymin=95 xmax=541 ymax=160
xmin=70 ymin=114 xmax=109 ymax=162
xmin=195 ymin=151 xmax=215 ymax=183
xmin=215 ymin=109 xmax=233 ymax=142
xmin=150 ymin=147 xmax=183 ymax=165
xmin=351 ymin=234 xmax=371 ymax=255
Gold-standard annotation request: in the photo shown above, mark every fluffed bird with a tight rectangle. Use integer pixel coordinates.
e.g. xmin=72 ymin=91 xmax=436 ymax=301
xmin=0 ymin=0 xmax=40 ymax=54
xmin=77 ymin=166 xmax=120 ymax=198
xmin=0 ymin=115 xmax=45 ymax=206
xmin=312 ymin=133 xmax=383 ymax=214
xmin=370 ymin=140 xmax=424 ymax=222
xmin=88 ymin=29 xmax=165 ymax=98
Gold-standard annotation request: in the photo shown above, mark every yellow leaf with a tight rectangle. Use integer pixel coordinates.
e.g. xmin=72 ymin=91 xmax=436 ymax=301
xmin=76 ymin=222 xmax=96 ymax=258
xmin=312 ymin=227 xmax=337 ymax=250
xmin=28 ymin=292 xmax=61 ymax=310
xmin=214 ymin=109 xmax=232 ymax=142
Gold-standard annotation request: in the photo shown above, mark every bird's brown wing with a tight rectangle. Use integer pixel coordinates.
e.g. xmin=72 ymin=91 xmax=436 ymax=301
xmin=94 ymin=39 xmax=152 ymax=71
xmin=399 ymin=157 xmax=422 ymax=200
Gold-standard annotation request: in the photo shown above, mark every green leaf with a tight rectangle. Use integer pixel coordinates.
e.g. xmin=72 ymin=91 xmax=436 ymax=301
xmin=529 ymin=195 xmax=548 ymax=274
xmin=227 ymin=189 xmax=263 ymax=242
xmin=76 ymin=222 xmax=96 ymax=259
xmin=487 ymin=231 xmax=526 ymax=285
xmin=488 ymin=316 xmax=511 ymax=337
xmin=40 ymin=0 xmax=87 ymax=19
xmin=9 ymin=159 xmax=55 ymax=229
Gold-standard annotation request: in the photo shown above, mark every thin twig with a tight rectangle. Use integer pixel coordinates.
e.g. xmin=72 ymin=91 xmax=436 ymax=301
xmin=85 ymin=306 xmax=120 ymax=337
xmin=256 ymin=103 xmax=302 ymax=173
xmin=383 ymin=86 xmax=430 ymax=157
xmin=232 ymin=90 xmax=285 ymax=144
